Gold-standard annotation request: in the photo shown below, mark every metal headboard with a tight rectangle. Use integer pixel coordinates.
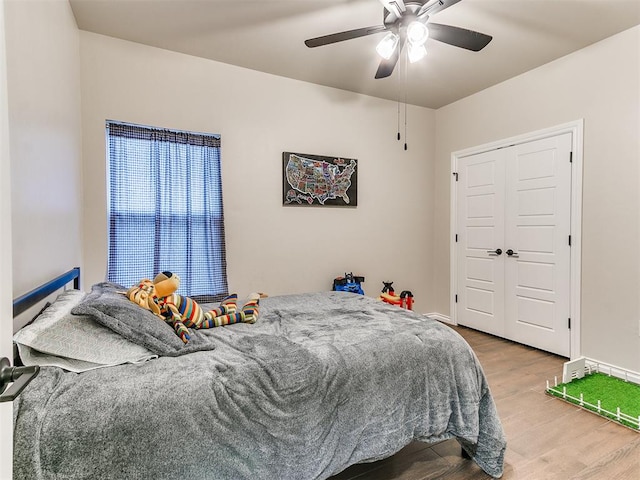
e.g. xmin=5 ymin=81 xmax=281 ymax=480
xmin=13 ymin=267 xmax=80 ymax=317
xmin=1 ymin=267 xmax=81 ymax=402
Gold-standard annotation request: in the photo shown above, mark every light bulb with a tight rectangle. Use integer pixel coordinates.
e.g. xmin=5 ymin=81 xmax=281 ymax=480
xmin=408 ymin=43 xmax=427 ymax=63
xmin=376 ymin=32 xmax=399 ymax=59
xmin=407 ymin=21 xmax=429 ymax=46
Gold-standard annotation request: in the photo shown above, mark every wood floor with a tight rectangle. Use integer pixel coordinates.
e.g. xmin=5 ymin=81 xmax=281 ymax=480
xmin=330 ymin=324 xmax=640 ymax=480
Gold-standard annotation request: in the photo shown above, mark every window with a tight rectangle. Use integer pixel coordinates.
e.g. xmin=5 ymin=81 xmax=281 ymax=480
xmin=106 ymin=121 xmax=228 ymax=300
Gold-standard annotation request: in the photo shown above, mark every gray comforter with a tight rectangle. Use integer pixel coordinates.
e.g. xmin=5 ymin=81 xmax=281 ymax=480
xmin=13 ymin=291 xmax=506 ymax=479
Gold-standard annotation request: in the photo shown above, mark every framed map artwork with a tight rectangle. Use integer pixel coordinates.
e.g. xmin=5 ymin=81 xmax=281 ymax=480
xmin=282 ymin=152 xmax=358 ymax=207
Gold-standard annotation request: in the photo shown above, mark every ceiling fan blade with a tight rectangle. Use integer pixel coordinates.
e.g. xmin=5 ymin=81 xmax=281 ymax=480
xmin=419 ymin=0 xmax=463 ymax=17
xmin=375 ymin=37 xmax=405 ymax=79
xmin=427 ymin=22 xmax=492 ymax=51
xmin=305 ymin=25 xmax=387 ymax=48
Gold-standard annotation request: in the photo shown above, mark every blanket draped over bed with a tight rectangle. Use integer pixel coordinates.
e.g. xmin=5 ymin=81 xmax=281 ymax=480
xmin=13 ymin=291 xmax=506 ymax=479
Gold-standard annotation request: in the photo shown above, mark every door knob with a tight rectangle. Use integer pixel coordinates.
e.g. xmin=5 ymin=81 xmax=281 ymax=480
xmin=487 ymin=248 xmax=502 ymax=256
xmin=506 ymin=249 xmax=519 ymax=257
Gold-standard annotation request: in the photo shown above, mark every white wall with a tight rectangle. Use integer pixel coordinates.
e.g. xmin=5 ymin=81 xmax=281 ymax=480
xmin=434 ymin=26 xmax=640 ymax=372
xmin=5 ymin=0 xmax=83 ymax=331
xmin=1 ymin=0 xmax=82 ymax=475
xmin=79 ymin=32 xmax=436 ymax=312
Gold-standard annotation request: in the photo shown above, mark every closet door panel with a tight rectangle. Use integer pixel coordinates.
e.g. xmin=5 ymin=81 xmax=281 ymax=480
xmin=504 ymin=133 xmax=572 ymax=356
xmin=456 ymin=149 xmax=506 ymax=337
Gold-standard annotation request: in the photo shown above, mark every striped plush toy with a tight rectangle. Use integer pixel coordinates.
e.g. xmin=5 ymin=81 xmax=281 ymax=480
xmin=127 ymin=271 xmax=260 ymax=343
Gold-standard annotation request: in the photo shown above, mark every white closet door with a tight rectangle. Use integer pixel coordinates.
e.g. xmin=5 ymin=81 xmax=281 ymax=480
xmin=503 ymin=133 xmax=572 ymax=356
xmin=456 ymin=132 xmax=572 ymax=356
xmin=456 ymin=148 xmax=506 ymax=337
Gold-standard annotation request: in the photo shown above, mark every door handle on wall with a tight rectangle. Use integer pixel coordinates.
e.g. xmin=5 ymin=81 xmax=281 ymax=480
xmin=506 ymin=249 xmax=519 ymax=257
xmin=487 ymin=248 xmax=502 ymax=256
xmin=0 ymin=357 xmax=40 ymax=402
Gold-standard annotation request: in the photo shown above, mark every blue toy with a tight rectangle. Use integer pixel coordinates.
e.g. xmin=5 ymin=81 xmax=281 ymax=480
xmin=332 ymin=272 xmax=365 ymax=295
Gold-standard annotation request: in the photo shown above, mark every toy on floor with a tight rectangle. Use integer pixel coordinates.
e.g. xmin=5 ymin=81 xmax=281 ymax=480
xmin=127 ymin=271 xmax=260 ymax=343
xmin=332 ymin=272 xmax=365 ymax=295
xmin=378 ymin=281 xmax=413 ymax=310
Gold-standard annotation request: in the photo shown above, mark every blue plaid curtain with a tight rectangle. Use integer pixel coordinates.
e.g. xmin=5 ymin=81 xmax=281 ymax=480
xmin=106 ymin=121 xmax=228 ymax=300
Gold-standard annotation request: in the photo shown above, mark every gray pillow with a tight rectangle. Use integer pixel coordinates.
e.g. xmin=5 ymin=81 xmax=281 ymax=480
xmin=71 ymin=282 xmax=217 ymax=357
xmin=13 ymin=289 xmax=156 ymax=371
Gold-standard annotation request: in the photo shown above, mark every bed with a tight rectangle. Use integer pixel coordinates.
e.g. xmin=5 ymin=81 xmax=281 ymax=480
xmin=12 ymin=268 xmax=506 ymax=479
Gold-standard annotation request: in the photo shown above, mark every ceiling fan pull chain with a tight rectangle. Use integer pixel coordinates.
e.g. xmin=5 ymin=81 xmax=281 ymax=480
xmin=404 ymin=51 xmax=408 ymax=151
xmin=397 ymin=100 xmax=401 ymax=141
xmin=397 ymin=65 xmax=401 ymax=141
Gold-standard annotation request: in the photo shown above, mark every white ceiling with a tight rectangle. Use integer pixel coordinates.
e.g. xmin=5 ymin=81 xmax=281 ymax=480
xmin=69 ymin=0 xmax=640 ymax=109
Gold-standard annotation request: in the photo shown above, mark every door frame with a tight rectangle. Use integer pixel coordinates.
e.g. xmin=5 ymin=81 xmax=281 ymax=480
xmin=0 ymin=1 xmax=14 ymax=476
xmin=450 ymin=120 xmax=584 ymax=359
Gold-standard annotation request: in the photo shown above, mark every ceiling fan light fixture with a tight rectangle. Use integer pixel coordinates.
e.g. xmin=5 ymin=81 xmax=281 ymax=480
xmin=304 ymin=0 xmax=493 ymax=80
xmin=376 ymin=32 xmax=399 ymax=59
xmin=406 ymin=21 xmax=429 ymax=46
xmin=379 ymin=0 xmax=405 ymax=18
xmin=407 ymin=43 xmax=427 ymax=63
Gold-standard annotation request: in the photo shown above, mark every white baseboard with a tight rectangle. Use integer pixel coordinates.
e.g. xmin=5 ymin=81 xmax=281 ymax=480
xmin=420 ymin=317 xmax=640 ymax=385
xmin=425 ymin=312 xmax=454 ymax=325
xmin=583 ymin=357 xmax=640 ymax=385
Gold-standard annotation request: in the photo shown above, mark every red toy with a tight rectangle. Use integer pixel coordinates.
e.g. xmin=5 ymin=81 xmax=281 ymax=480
xmin=378 ymin=281 xmax=414 ymax=310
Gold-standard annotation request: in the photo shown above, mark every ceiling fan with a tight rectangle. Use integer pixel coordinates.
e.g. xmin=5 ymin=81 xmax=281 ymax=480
xmin=304 ymin=0 xmax=492 ymax=79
